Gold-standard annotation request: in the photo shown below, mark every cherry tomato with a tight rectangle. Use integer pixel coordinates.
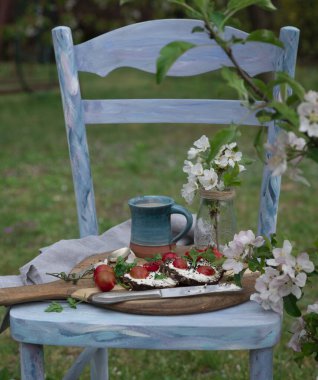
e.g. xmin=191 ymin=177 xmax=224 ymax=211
xmin=197 ymin=265 xmax=215 ymax=276
xmin=129 ymin=266 xmax=149 ymax=279
xmin=172 ymin=257 xmax=188 ymax=269
xmin=162 ymin=252 xmax=178 ymax=262
xmin=94 ymin=270 xmax=116 ymax=292
xmin=143 ymin=261 xmax=162 ymax=272
xmin=94 ymin=264 xmax=114 ymax=279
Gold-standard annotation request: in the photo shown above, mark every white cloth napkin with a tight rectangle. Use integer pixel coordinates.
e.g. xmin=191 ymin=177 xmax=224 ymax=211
xmin=0 ymin=215 xmax=194 ymax=288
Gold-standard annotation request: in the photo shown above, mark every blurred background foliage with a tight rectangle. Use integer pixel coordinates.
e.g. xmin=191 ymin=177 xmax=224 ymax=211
xmin=0 ymin=0 xmax=318 ymax=93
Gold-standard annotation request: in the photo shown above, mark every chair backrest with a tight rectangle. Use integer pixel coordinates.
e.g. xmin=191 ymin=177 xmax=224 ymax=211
xmin=52 ymin=19 xmax=299 ymax=239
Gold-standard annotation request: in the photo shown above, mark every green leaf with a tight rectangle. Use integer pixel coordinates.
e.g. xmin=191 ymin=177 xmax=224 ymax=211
xmin=233 ymin=271 xmax=244 ymax=287
xmin=67 ymin=297 xmax=80 ymax=309
xmin=307 ymin=146 xmax=318 ymax=164
xmin=45 ymin=301 xmax=64 ymax=313
xmin=156 ymin=41 xmax=196 ymax=83
xmin=253 ymin=125 xmax=266 ymax=162
xmin=223 ymin=163 xmax=241 ymax=187
xmin=270 ymin=101 xmax=299 ymax=128
xmin=270 ymin=72 xmax=306 ymax=100
xmin=255 ymin=109 xmax=275 ymax=124
xmin=154 ymin=273 xmax=168 ymax=280
xmin=114 ymin=256 xmax=137 ymax=279
xmin=283 ymin=294 xmax=301 ymax=317
xmin=221 ymin=67 xmax=249 ymax=101
xmin=227 ymin=0 xmax=276 ymax=14
xmin=210 ymin=11 xmax=227 ymax=30
xmin=246 ymin=29 xmax=283 ymax=48
xmin=207 ymin=125 xmax=239 ymax=162
xmin=192 ymin=26 xmax=205 ymax=33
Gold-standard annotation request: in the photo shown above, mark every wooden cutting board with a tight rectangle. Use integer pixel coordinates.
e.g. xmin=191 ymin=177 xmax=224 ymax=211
xmin=0 ymin=249 xmax=258 ymax=315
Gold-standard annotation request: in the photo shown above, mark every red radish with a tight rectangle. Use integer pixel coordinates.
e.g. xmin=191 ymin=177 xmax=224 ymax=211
xmin=162 ymin=252 xmax=178 ymax=262
xmin=172 ymin=257 xmax=188 ymax=269
xmin=129 ymin=266 xmax=149 ymax=279
xmin=197 ymin=265 xmax=215 ymax=276
xmin=143 ymin=261 xmax=161 ymax=272
xmin=94 ymin=270 xmax=116 ymax=292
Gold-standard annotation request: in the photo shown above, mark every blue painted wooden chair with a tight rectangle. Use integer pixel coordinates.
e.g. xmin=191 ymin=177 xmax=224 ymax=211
xmin=9 ymin=19 xmax=299 ymax=379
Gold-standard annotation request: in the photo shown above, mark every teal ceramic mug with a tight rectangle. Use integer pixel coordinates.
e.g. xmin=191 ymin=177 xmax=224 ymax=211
xmin=128 ymin=195 xmax=193 ymax=258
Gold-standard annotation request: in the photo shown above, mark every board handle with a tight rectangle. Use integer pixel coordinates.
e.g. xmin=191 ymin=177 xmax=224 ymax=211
xmin=0 ymin=282 xmax=73 ymax=306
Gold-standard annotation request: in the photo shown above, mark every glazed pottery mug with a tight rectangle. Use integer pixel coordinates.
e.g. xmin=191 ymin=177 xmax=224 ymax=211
xmin=128 ymin=195 xmax=193 ymax=258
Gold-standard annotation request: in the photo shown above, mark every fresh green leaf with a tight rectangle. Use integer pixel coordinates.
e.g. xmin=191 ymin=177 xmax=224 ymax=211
xmin=223 ymin=163 xmax=241 ymax=187
xmin=270 ymin=101 xmax=299 ymax=128
xmin=255 ymin=109 xmax=275 ymax=124
xmin=45 ymin=301 xmax=64 ymax=313
xmin=283 ymin=294 xmax=301 ymax=317
xmin=301 ymin=342 xmax=318 ymax=356
xmin=154 ymin=273 xmax=168 ymax=280
xmin=67 ymin=297 xmax=81 ymax=309
xmin=233 ymin=270 xmax=244 ymax=287
xmin=227 ymin=0 xmax=276 ymax=15
xmin=253 ymin=126 xmax=266 ymax=162
xmin=114 ymin=256 xmax=137 ymax=279
xmin=145 ymin=253 xmax=163 ymax=262
xmin=246 ymin=29 xmax=283 ymax=48
xmin=270 ymin=72 xmax=306 ymax=100
xmin=156 ymin=41 xmax=196 ymax=83
xmin=248 ymin=257 xmax=262 ymax=272
xmin=210 ymin=11 xmax=227 ymax=30
xmin=221 ymin=67 xmax=249 ymax=101
xmin=307 ymin=145 xmax=318 ymax=164
xmin=207 ymin=125 xmax=239 ymax=162
xmin=192 ymin=26 xmax=205 ymax=33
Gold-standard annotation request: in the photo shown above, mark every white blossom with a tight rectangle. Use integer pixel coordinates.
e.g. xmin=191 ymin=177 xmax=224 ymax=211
xmin=181 ymin=180 xmax=198 ymax=204
xmin=193 ymin=135 xmax=210 ymax=152
xmin=307 ymin=301 xmax=318 ymax=314
xmin=266 ymin=133 xmax=288 ymax=176
xmin=287 ymin=317 xmax=306 ymax=352
xmin=266 ymin=240 xmax=296 ymax=272
xmin=182 ymin=160 xmax=193 ymax=174
xmin=187 ymin=147 xmax=199 ymax=160
xmin=198 ymin=169 xmax=218 ymax=190
xmin=298 ymin=90 xmax=318 ymax=137
xmin=287 ymin=131 xmax=306 ymax=151
xmin=234 ymin=230 xmax=264 ymax=247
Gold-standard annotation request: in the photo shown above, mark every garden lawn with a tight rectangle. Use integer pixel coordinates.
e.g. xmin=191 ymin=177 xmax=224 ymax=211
xmin=0 ymin=64 xmax=317 ymax=379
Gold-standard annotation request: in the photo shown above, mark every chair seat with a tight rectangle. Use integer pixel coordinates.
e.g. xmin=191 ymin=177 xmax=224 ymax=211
xmin=10 ymin=301 xmax=281 ymax=350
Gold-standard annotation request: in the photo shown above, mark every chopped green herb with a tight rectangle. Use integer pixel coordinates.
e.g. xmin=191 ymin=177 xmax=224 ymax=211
xmin=45 ymin=301 xmax=64 ymax=313
xmin=114 ymin=256 xmax=137 ymax=279
xmin=145 ymin=253 xmax=162 ymax=262
xmin=67 ymin=297 xmax=82 ymax=309
xmin=154 ymin=273 xmax=167 ymax=280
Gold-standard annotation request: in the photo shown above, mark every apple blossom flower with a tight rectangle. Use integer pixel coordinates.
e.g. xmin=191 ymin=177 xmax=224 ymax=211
xmin=187 ymin=147 xmax=199 ymax=160
xmin=190 ymin=162 xmax=204 ymax=176
xmin=265 ymin=133 xmax=288 ymax=176
xmin=298 ymin=90 xmax=318 ymax=137
xmin=307 ymin=301 xmax=318 ymax=314
xmin=181 ymin=179 xmax=198 ymax=204
xmin=198 ymin=169 xmax=218 ymax=190
xmin=266 ymin=240 xmax=296 ymax=272
xmin=287 ymin=131 xmax=306 ymax=151
xmin=233 ymin=230 xmax=264 ymax=247
xmin=193 ymin=135 xmax=210 ymax=152
xmin=287 ymin=317 xmax=306 ymax=352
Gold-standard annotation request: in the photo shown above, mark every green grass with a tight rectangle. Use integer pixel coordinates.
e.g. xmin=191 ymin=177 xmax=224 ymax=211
xmin=0 ymin=64 xmax=318 ymax=379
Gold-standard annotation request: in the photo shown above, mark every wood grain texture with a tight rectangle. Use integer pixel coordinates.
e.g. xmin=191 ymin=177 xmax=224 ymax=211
xmin=258 ymin=26 xmax=300 ymax=237
xmin=20 ymin=343 xmax=44 ymax=380
xmin=74 ymin=19 xmax=280 ymax=78
xmin=83 ymin=99 xmax=266 ymax=126
xmin=250 ymin=348 xmax=273 ymax=380
xmin=10 ymin=301 xmax=281 ymax=350
xmin=52 ymin=26 xmax=98 ymax=238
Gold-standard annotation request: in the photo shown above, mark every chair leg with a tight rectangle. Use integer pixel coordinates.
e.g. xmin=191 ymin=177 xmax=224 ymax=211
xmin=249 ymin=347 xmax=273 ymax=380
xmin=90 ymin=348 xmax=109 ymax=380
xmin=20 ymin=343 xmax=44 ymax=380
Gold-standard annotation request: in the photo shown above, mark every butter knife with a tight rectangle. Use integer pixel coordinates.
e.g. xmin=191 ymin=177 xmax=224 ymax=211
xmin=91 ymin=283 xmax=242 ymax=304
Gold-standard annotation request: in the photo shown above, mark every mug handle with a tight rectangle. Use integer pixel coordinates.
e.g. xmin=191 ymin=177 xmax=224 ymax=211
xmin=170 ymin=204 xmax=193 ymax=244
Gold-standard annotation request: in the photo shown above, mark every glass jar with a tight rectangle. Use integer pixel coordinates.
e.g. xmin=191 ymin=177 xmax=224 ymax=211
xmin=194 ymin=188 xmax=236 ymax=252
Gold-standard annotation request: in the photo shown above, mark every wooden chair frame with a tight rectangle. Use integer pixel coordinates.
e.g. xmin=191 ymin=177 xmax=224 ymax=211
xmin=9 ymin=19 xmax=299 ymax=380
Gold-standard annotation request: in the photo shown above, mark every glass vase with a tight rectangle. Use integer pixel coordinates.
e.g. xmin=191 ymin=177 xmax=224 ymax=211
xmin=194 ymin=189 xmax=237 ymax=252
